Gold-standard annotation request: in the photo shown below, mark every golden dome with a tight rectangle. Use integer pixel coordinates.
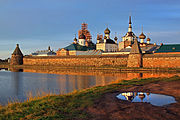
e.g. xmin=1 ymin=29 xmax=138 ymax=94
xmin=97 ymin=35 xmax=101 ymax=40
xmin=104 ymin=27 xmax=110 ymax=34
xmin=114 ymin=36 xmax=118 ymax=41
xmin=138 ymin=93 xmax=145 ymax=101
xmin=139 ymin=32 xmax=146 ymax=39
xmin=147 ymin=37 xmax=151 ymax=41
xmin=146 ymin=92 xmax=150 ymax=96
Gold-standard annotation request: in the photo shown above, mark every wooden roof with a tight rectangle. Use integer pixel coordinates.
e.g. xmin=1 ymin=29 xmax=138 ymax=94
xmin=12 ymin=44 xmax=23 ymax=56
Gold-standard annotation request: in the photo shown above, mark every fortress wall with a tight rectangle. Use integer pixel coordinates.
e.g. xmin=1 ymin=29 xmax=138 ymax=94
xmin=23 ymin=55 xmax=128 ymax=67
xmin=143 ymin=54 xmax=180 ymax=68
xmin=23 ymin=54 xmax=180 ymax=68
xmin=127 ymin=54 xmax=142 ymax=68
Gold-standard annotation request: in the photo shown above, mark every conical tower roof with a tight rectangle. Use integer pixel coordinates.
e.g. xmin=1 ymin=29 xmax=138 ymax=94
xmin=12 ymin=44 xmax=23 ymax=56
xmin=130 ymin=39 xmax=142 ymax=54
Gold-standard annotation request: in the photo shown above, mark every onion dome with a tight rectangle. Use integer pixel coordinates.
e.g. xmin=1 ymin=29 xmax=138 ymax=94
xmin=139 ymin=32 xmax=146 ymax=39
xmin=114 ymin=36 xmax=118 ymax=41
xmin=104 ymin=27 xmax=110 ymax=34
xmin=104 ymin=36 xmax=107 ymax=39
xmin=146 ymin=92 xmax=150 ymax=96
xmin=127 ymin=96 xmax=134 ymax=101
xmin=147 ymin=37 xmax=151 ymax=41
xmin=138 ymin=93 xmax=145 ymax=101
xmin=97 ymin=35 xmax=101 ymax=40
xmin=79 ymin=33 xmax=86 ymax=39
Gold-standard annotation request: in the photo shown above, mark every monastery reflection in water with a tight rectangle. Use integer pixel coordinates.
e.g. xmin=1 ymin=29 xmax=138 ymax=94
xmin=116 ymin=92 xmax=177 ymax=106
xmin=0 ymin=68 xmax=179 ymax=105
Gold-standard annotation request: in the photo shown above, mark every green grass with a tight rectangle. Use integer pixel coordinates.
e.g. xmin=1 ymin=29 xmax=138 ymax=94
xmin=0 ymin=76 xmax=180 ymax=119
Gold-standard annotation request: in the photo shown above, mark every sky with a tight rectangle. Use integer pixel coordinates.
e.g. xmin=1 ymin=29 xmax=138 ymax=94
xmin=0 ymin=0 xmax=180 ymax=59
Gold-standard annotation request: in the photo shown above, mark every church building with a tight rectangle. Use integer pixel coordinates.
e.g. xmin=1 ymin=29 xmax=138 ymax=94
xmin=56 ymin=23 xmax=100 ymax=56
xmin=78 ymin=23 xmax=96 ymax=49
xmin=119 ymin=16 xmax=138 ymax=50
xmin=96 ymin=27 xmax=118 ymax=52
xmin=118 ymin=16 xmax=159 ymax=54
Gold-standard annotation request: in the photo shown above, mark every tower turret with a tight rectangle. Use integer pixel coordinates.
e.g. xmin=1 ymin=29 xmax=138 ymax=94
xmin=139 ymin=33 xmax=146 ymax=43
xmin=104 ymin=27 xmax=110 ymax=39
xmin=78 ymin=33 xmax=86 ymax=46
xmin=147 ymin=33 xmax=151 ymax=44
xmin=138 ymin=93 xmax=145 ymax=102
xmin=114 ymin=32 xmax=118 ymax=44
xmin=10 ymin=44 xmax=23 ymax=65
xmin=147 ymin=37 xmax=151 ymax=44
xmin=73 ymin=34 xmax=78 ymax=44
xmin=127 ymin=39 xmax=142 ymax=68
xmin=104 ymin=36 xmax=107 ymax=43
xmin=48 ymin=46 xmax=51 ymax=51
xmin=97 ymin=34 xmax=101 ymax=43
xmin=139 ymin=26 xmax=146 ymax=43
xmin=128 ymin=16 xmax=132 ymax=32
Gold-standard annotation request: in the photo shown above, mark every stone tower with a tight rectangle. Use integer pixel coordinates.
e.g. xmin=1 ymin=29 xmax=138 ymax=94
xmin=10 ymin=44 xmax=23 ymax=65
xmin=127 ymin=39 xmax=142 ymax=67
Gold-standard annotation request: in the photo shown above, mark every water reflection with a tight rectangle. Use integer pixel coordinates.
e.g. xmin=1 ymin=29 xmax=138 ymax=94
xmin=116 ymin=92 xmax=177 ymax=106
xmin=0 ymin=70 xmax=120 ymax=105
xmin=0 ymin=68 xmax=179 ymax=105
xmin=22 ymin=68 xmax=180 ymax=81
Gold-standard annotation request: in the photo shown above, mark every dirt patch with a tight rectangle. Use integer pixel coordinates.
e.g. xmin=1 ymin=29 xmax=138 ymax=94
xmin=87 ymin=80 xmax=180 ymax=120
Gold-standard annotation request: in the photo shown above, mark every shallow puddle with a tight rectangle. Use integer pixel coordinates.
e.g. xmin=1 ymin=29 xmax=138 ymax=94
xmin=116 ymin=92 xmax=176 ymax=106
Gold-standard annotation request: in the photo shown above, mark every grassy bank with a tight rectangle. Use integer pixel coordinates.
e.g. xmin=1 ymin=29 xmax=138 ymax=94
xmin=0 ymin=76 xmax=179 ymax=119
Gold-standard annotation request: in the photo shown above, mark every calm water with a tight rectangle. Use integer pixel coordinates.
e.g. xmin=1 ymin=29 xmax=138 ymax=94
xmin=0 ymin=68 xmax=179 ymax=105
xmin=0 ymin=69 xmax=117 ymax=105
xmin=116 ymin=92 xmax=176 ymax=106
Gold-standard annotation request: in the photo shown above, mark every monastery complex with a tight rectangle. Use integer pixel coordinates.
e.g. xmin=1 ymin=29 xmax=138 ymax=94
xmin=10 ymin=16 xmax=180 ymax=68
xmin=56 ymin=16 xmax=159 ymax=56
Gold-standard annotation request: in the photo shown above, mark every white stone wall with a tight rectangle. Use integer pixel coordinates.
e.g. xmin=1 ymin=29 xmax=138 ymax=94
xmin=96 ymin=43 xmax=106 ymax=51
xmin=96 ymin=43 xmax=118 ymax=52
xmin=102 ymin=52 xmax=129 ymax=55
xmin=79 ymin=39 xmax=85 ymax=46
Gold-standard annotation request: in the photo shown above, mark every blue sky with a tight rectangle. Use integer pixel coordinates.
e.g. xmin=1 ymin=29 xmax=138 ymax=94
xmin=0 ymin=0 xmax=180 ymax=58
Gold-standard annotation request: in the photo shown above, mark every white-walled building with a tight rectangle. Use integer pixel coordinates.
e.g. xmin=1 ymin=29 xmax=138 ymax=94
xmin=96 ymin=28 xmax=118 ymax=52
xmin=122 ymin=16 xmax=138 ymax=42
xmin=78 ymin=33 xmax=86 ymax=46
